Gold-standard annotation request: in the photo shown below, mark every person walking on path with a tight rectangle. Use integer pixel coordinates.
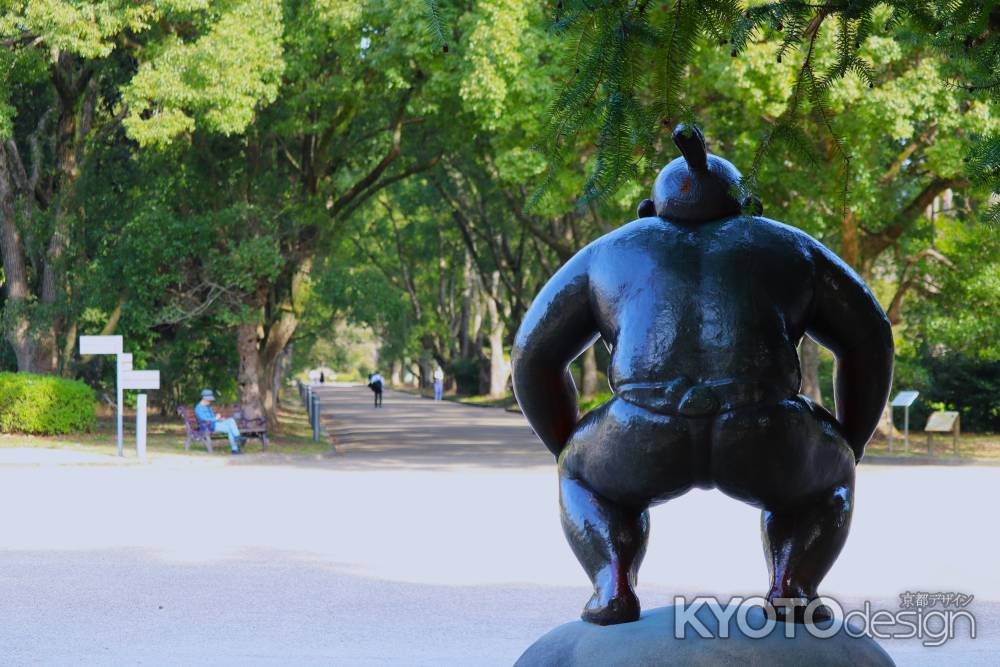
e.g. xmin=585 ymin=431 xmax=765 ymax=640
xmin=194 ymin=390 xmax=243 ymax=454
xmin=433 ymin=367 xmax=445 ymax=401
xmin=368 ymin=371 xmax=384 ymax=407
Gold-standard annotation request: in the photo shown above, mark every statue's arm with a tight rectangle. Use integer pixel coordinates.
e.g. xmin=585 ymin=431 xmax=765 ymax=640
xmin=512 ymin=247 xmax=600 ymax=458
xmin=806 ymin=244 xmax=894 ymax=462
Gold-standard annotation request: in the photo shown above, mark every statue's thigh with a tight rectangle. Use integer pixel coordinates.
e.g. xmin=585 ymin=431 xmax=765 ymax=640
xmin=560 ymin=398 xmax=694 ymax=508
xmin=709 ymin=397 xmax=855 ymax=511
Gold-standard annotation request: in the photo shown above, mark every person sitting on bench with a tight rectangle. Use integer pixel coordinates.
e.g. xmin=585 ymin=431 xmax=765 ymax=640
xmin=194 ymin=389 xmax=243 ymax=454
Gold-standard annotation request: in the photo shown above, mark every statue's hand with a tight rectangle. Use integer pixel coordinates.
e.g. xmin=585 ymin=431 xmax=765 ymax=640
xmin=829 ymin=416 xmax=863 ymax=465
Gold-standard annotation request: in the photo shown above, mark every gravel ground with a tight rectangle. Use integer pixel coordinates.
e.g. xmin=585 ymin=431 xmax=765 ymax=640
xmin=0 ymin=386 xmax=996 ymax=665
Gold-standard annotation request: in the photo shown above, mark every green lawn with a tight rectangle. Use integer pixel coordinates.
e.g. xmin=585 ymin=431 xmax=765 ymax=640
xmin=398 ymin=385 xmax=1000 ymax=462
xmin=4 ymin=387 xmax=997 ymax=463
xmin=864 ymin=431 xmax=1000 ymax=461
xmin=0 ymin=400 xmax=331 ymax=458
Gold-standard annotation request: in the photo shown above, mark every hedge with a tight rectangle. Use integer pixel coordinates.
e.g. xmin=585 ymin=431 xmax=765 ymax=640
xmin=0 ymin=372 xmax=96 ymax=435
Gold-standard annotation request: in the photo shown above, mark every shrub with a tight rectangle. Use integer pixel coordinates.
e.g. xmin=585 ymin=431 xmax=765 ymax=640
xmin=889 ymin=352 xmax=1000 ymax=434
xmin=449 ymin=357 xmax=482 ymax=396
xmin=0 ymin=372 xmax=97 ymax=435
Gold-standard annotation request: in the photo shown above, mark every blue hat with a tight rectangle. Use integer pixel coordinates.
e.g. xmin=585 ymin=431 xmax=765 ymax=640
xmin=201 ymin=389 xmax=216 ymax=401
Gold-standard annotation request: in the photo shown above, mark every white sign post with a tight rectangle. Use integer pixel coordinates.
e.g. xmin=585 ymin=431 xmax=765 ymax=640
xmin=889 ymin=391 xmax=920 ymax=453
xmin=80 ymin=336 xmax=125 ymax=456
xmin=136 ymin=394 xmax=148 ymax=461
xmin=79 ymin=335 xmax=159 ymax=458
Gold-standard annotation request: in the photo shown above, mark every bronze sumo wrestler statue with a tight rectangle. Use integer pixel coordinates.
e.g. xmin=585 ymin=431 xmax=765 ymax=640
xmin=511 ymin=125 xmax=894 ymax=626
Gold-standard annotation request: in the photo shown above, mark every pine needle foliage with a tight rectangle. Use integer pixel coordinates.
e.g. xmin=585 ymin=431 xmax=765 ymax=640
xmin=424 ymin=0 xmax=451 ymax=52
xmin=436 ymin=1 xmax=1000 ymax=216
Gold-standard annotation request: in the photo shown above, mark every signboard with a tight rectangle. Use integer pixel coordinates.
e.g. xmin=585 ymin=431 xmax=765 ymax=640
xmin=925 ymin=411 xmax=959 ymax=433
xmin=888 ymin=390 xmax=920 ymax=453
xmin=120 ymin=370 xmax=160 ymax=390
xmin=79 ymin=335 xmax=123 ymax=355
xmin=924 ymin=410 xmax=960 ymax=456
xmin=891 ymin=391 xmax=919 ymax=408
xmin=78 ymin=335 xmax=159 ymax=458
xmin=117 ymin=353 xmax=133 ymax=372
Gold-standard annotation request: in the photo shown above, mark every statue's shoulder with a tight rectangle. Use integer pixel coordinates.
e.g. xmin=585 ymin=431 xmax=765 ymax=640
xmin=744 ymin=215 xmax=827 ymax=259
xmin=589 ymin=217 xmax=677 ymax=251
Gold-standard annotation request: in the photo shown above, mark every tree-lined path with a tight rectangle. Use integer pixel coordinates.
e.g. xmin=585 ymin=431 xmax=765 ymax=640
xmin=312 ymin=385 xmax=550 ymax=469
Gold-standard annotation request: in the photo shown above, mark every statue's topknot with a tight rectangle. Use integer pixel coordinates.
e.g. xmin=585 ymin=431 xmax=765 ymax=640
xmin=649 ymin=124 xmax=744 ymax=223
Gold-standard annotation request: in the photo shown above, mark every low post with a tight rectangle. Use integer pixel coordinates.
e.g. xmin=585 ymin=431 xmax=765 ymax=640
xmin=117 ymin=380 xmax=124 ymax=457
xmin=888 ymin=410 xmax=894 ymax=454
xmin=311 ymin=393 xmax=320 ymax=442
xmin=890 ymin=391 xmax=919 ymax=455
xmin=903 ymin=405 xmax=910 ymax=453
xmin=136 ymin=393 xmax=147 ymax=461
xmin=954 ymin=414 xmax=960 ymax=455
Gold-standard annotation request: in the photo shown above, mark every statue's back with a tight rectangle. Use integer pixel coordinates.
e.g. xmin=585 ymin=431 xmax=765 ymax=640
xmin=589 ymin=215 xmax=816 ymax=394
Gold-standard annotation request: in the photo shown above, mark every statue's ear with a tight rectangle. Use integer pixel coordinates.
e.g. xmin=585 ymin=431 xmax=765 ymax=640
xmin=637 ymin=198 xmax=656 ymax=218
xmin=741 ymin=194 xmax=763 ymax=216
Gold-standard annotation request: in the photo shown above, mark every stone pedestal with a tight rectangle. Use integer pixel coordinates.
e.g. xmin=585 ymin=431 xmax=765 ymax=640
xmin=516 ymin=604 xmax=895 ymax=667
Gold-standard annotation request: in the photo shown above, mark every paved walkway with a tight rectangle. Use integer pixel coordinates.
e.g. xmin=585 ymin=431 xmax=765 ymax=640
xmin=313 ymin=385 xmax=550 ymax=469
xmin=0 ymin=387 xmax=998 ymax=665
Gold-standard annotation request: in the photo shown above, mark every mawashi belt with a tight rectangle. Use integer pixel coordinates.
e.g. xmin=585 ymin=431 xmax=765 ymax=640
xmin=614 ymin=377 xmax=793 ymax=418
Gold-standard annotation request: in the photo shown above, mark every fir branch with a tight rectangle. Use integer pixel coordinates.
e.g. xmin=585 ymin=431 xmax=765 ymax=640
xmin=434 ymin=0 xmax=1000 ymax=214
xmin=424 ymin=0 xmax=450 ymax=53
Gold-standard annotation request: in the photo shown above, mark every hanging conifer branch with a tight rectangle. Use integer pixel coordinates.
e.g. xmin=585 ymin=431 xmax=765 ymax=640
xmin=431 ymin=1 xmax=1000 ymax=219
xmin=424 ymin=0 xmax=451 ymax=53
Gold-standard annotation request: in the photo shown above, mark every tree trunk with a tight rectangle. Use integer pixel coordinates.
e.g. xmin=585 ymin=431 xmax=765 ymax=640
xmin=841 ymin=209 xmax=861 ymax=269
xmin=259 ymin=309 xmax=297 ymax=427
xmin=0 ymin=144 xmax=37 ymax=372
xmin=581 ymin=344 xmax=598 ymax=399
xmin=487 ymin=322 xmax=508 ymax=397
xmin=483 ymin=271 xmax=509 ymax=398
xmin=236 ymin=322 xmax=265 ymax=420
xmin=798 ymin=335 xmax=823 ymax=405
xmin=258 ymin=260 xmax=309 ymax=426
xmin=420 ymin=355 xmax=434 ymax=389
xmin=32 ymin=215 xmax=66 ymax=375
xmin=59 ymin=319 xmax=78 ymax=377
xmin=34 ymin=80 xmax=83 ymax=376
xmin=390 ymin=359 xmax=402 ymax=385
xmin=485 ymin=305 xmax=508 ymax=398
xmin=271 ymin=342 xmax=293 ymax=411
xmin=873 ymin=404 xmax=901 ymax=442
xmin=460 ymin=252 xmax=474 ymax=358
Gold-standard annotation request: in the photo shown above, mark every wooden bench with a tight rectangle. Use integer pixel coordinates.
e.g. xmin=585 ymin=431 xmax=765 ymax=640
xmin=178 ymin=405 xmax=269 ymax=453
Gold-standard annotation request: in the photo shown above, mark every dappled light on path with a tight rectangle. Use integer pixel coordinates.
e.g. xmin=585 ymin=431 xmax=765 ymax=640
xmin=314 ymin=385 xmax=552 ymax=470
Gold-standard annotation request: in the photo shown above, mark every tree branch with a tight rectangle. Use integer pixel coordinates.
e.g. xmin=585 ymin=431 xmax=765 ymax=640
xmin=880 ymin=126 xmax=938 ymax=185
xmin=860 ymin=177 xmax=968 ymax=261
xmin=328 ymin=88 xmax=414 ymax=219
xmin=885 ymin=248 xmax=955 ymax=324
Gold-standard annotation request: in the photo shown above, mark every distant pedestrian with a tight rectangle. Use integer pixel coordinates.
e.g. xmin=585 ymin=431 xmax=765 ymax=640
xmin=433 ymin=366 xmax=444 ymax=401
xmin=319 ymin=371 xmax=325 ymax=384
xmin=368 ymin=371 xmax=384 ymax=407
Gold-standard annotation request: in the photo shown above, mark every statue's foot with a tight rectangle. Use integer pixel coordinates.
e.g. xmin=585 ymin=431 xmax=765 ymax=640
xmin=767 ymin=594 xmax=835 ymax=625
xmin=581 ymin=587 xmax=640 ymax=626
